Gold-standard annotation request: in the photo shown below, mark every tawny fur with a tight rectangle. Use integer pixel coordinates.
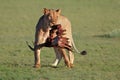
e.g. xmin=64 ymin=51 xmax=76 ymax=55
xmin=33 ymin=8 xmax=75 ymax=68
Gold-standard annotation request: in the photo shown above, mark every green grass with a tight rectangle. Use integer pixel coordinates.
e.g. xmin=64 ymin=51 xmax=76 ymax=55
xmin=0 ymin=0 xmax=120 ymax=80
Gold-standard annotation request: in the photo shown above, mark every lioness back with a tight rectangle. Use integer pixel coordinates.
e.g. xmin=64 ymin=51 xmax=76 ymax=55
xmin=56 ymin=15 xmax=73 ymax=45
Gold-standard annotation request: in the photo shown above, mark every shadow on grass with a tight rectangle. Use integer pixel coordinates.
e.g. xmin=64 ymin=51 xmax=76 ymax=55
xmin=41 ymin=65 xmax=59 ymax=68
xmin=1 ymin=62 xmax=62 ymax=69
xmin=93 ymin=29 xmax=120 ymax=38
xmin=1 ymin=62 xmax=32 ymax=68
xmin=93 ymin=34 xmax=112 ymax=38
xmin=93 ymin=34 xmax=120 ymax=39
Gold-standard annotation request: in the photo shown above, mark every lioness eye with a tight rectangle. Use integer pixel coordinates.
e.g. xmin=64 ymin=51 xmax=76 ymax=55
xmin=48 ymin=15 xmax=52 ymax=20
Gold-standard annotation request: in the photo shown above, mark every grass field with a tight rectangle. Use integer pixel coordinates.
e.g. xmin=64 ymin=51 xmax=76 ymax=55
xmin=0 ymin=0 xmax=120 ymax=80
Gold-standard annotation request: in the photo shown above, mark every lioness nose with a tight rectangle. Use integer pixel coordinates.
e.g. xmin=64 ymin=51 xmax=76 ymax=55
xmin=52 ymin=22 xmax=56 ymax=24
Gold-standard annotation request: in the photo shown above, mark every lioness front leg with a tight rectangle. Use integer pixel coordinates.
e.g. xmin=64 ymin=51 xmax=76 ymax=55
xmin=34 ymin=48 xmax=41 ymax=68
xmin=34 ymin=29 xmax=49 ymax=68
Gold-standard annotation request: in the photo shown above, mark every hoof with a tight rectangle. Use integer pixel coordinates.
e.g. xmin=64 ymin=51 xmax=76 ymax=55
xmin=51 ymin=64 xmax=57 ymax=68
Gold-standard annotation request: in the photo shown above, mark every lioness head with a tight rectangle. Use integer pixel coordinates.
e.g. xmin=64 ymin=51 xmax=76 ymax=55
xmin=43 ymin=8 xmax=61 ymax=26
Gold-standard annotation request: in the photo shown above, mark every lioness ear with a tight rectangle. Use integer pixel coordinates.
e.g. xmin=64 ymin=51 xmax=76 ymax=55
xmin=56 ymin=9 xmax=61 ymax=14
xmin=43 ymin=8 xmax=49 ymax=15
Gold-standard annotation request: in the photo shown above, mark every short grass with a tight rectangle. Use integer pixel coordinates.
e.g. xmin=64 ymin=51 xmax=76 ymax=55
xmin=0 ymin=0 xmax=120 ymax=80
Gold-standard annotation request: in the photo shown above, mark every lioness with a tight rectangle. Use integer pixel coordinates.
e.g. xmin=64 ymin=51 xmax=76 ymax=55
xmin=28 ymin=8 xmax=86 ymax=68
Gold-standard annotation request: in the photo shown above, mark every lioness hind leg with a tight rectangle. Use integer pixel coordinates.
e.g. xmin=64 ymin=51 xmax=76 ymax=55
xmin=68 ymin=51 xmax=74 ymax=68
xmin=59 ymin=49 xmax=71 ymax=68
